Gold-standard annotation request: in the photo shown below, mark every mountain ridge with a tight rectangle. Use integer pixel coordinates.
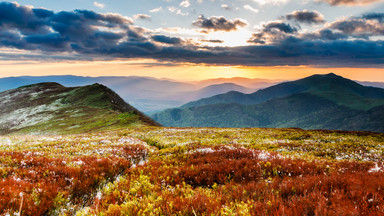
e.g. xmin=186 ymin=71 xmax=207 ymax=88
xmin=0 ymin=82 xmax=159 ymax=134
xmin=152 ymin=73 xmax=384 ymax=132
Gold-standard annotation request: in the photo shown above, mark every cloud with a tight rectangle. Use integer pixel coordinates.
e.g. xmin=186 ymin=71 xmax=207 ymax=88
xmin=362 ymin=13 xmax=384 ymax=22
xmin=250 ymin=13 xmax=384 ymax=44
xmin=134 ymin=14 xmax=151 ymax=21
xmin=329 ymin=18 xmax=384 ymax=38
xmin=286 ymin=10 xmax=325 ymax=24
xmin=168 ymin=6 xmax=188 ymax=16
xmin=252 ymin=0 xmax=288 ymax=5
xmin=263 ymin=21 xmax=298 ymax=33
xmin=0 ymin=2 xmax=133 ymax=53
xmin=180 ymin=0 xmax=190 ymax=8
xmin=0 ymin=2 xmax=383 ymax=68
xmin=244 ymin=5 xmax=259 ymax=13
xmin=319 ymin=0 xmax=382 ymax=6
xmin=302 ymin=29 xmax=348 ymax=41
xmin=248 ymin=21 xmax=298 ymax=44
xmin=149 ymin=7 xmax=162 ymax=13
xmin=201 ymin=39 xmax=224 ymax=43
xmin=93 ymin=2 xmax=105 ymax=9
xmin=221 ymin=4 xmax=231 ymax=10
xmin=151 ymin=35 xmax=183 ymax=44
xmin=148 ymin=39 xmax=384 ymax=67
xmin=193 ymin=15 xmax=248 ymax=32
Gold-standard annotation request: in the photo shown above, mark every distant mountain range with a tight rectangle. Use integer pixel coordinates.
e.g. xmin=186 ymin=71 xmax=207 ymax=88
xmin=358 ymin=81 xmax=384 ymax=89
xmin=0 ymin=76 xmax=278 ymax=113
xmin=152 ymin=73 xmax=384 ymax=133
xmin=0 ymin=82 xmax=158 ymax=134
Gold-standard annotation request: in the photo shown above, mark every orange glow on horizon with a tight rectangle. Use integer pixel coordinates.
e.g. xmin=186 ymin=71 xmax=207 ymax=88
xmin=0 ymin=60 xmax=383 ymax=82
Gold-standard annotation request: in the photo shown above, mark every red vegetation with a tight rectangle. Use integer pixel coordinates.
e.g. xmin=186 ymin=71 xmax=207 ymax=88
xmin=95 ymin=145 xmax=384 ymax=215
xmin=0 ymin=144 xmax=148 ymax=215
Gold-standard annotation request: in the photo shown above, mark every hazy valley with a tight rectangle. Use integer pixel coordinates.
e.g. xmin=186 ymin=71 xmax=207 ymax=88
xmin=152 ymin=73 xmax=384 ymax=133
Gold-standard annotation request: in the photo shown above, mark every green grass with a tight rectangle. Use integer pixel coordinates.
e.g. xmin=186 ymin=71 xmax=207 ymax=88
xmin=16 ymin=109 xmax=142 ymax=135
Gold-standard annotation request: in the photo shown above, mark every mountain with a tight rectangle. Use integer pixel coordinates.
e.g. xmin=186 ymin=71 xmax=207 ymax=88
xmin=195 ymin=77 xmax=281 ymax=89
xmin=0 ymin=82 xmax=158 ymax=134
xmin=182 ymin=73 xmax=384 ymax=110
xmin=152 ymin=73 xmax=384 ymax=132
xmin=0 ymin=76 xmax=272 ymax=113
xmin=170 ymin=83 xmax=255 ymax=101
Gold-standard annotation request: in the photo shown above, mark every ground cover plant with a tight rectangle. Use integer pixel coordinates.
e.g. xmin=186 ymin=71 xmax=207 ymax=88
xmin=0 ymin=127 xmax=383 ymax=215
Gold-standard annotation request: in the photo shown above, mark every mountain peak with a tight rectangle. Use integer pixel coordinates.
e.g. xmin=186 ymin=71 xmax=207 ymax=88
xmin=324 ymin=72 xmax=338 ymax=77
xmin=307 ymin=73 xmax=344 ymax=80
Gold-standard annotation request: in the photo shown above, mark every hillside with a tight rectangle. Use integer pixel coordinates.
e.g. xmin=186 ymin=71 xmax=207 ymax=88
xmin=153 ymin=74 xmax=384 ymax=132
xmin=0 ymin=82 xmax=158 ymax=134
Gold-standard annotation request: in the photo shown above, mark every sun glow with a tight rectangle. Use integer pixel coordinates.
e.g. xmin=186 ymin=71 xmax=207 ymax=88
xmin=1 ymin=59 xmax=384 ymax=82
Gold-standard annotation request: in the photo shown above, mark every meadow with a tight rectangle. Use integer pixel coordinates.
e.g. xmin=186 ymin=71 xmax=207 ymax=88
xmin=0 ymin=127 xmax=383 ymax=215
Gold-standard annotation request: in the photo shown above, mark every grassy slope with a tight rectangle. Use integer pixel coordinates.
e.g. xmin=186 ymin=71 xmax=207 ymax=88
xmin=0 ymin=82 xmax=158 ymax=135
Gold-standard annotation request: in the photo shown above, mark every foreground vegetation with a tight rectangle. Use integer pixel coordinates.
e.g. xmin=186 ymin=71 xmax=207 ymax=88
xmin=1 ymin=127 xmax=383 ymax=215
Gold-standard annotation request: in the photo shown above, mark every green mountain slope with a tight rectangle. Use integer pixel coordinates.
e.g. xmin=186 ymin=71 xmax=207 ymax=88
xmin=152 ymin=74 xmax=384 ymax=132
xmin=182 ymin=73 xmax=384 ymax=110
xmin=0 ymin=82 xmax=159 ymax=134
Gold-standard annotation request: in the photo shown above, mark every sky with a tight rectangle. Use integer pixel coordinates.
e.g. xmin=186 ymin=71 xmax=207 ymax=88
xmin=0 ymin=0 xmax=384 ymax=81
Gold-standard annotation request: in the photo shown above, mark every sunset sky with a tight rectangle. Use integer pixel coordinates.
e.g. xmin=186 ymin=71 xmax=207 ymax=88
xmin=0 ymin=0 xmax=383 ymax=81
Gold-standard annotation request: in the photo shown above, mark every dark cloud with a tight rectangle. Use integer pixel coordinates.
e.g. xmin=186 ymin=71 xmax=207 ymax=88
xmin=286 ymin=10 xmax=325 ymax=24
xmin=329 ymin=18 xmax=384 ymax=37
xmin=302 ymin=29 xmax=348 ymax=41
xmin=0 ymin=2 xmax=135 ymax=53
xmin=148 ymin=39 xmax=384 ymax=67
xmin=264 ymin=21 xmax=298 ymax=33
xmin=151 ymin=35 xmax=183 ymax=44
xmin=201 ymin=39 xmax=224 ymax=43
xmin=0 ymin=2 xmax=383 ymax=68
xmin=320 ymin=0 xmax=381 ymax=6
xmin=193 ymin=15 xmax=247 ymax=32
xmin=0 ymin=2 xmax=52 ymax=35
xmin=362 ymin=13 xmax=384 ymax=22
xmin=25 ymin=33 xmax=69 ymax=50
xmin=248 ymin=21 xmax=298 ymax=44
